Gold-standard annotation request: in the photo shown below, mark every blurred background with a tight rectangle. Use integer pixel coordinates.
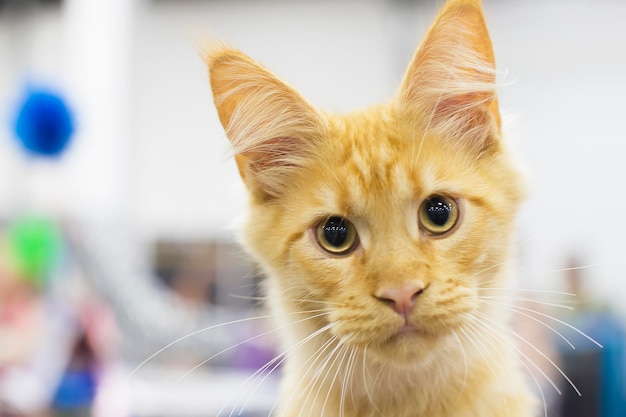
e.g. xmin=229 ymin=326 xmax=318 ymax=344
xmin=0 ymin=0 xmax=624 ymax=416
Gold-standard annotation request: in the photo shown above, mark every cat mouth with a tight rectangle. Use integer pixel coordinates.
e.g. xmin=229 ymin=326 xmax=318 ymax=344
xmin=368 ymin=322 xmax=442 ymax=364
xmin=397 ymin=324 xmax=419 ymax=335
xmin=389 ymin=323 xmax=434 ymax=340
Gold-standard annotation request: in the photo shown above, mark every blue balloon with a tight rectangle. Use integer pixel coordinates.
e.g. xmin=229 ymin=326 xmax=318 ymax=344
xmin=14 ymin=90 xmax=74 ymax=158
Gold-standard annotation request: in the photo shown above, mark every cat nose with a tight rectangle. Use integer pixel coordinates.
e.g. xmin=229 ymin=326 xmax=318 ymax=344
xmin=374 ymin=282 xmax=426 ymax=317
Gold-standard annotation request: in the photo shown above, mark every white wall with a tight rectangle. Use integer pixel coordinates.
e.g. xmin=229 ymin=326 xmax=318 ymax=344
xmin=0 ymin=5 xmax=68 ymax=216
xmin=0 ymin=0 xmax=133 ymax=219
xmin=488 ymin=0 xmax=626 ymax=302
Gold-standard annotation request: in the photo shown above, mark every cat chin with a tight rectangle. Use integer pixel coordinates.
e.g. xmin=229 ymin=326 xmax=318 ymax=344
xmin=329 ymin=311 xmax=462 ymax=367
xmin=364 ymin=329 xmax=448 ymax=368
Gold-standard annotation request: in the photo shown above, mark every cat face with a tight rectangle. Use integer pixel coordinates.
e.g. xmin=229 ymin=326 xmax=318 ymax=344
xmin=240 ymin=108 xmax=522 ymax=365
xmin=208 ymin=0 xmax=524 ymax=366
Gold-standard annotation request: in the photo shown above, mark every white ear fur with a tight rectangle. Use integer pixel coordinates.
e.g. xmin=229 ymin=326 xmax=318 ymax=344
xmin=207 ymin=48 xmax=326 ymax=199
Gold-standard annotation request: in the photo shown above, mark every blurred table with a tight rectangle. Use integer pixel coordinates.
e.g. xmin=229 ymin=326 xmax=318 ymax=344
xmin=128 ymin=364 xmax=280 ymax=417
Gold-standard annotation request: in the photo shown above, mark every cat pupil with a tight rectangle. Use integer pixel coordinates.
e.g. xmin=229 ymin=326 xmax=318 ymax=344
xmin=324 ymin=217 xmax=349 ymax=247
xmin=426 ymin=198 xmax=451 ymax=226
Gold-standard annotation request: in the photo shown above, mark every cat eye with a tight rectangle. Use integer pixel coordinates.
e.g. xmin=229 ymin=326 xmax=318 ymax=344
xmin=316 ymin=216 xmax=359 ymax=255
xmin=418 ymin=195 xmax=459 ymax=236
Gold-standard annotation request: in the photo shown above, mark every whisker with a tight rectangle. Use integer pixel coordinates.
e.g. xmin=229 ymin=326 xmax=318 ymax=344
xmin=293 ymin=336 xmax=340 ymax=417
xmin=280 ymin=334 xmax=337 ymax=416
xmin=361 ymin=346 xmax=384 ymax=416
xmin=230 ymin=354 xmax=286 ymax=417
xmin=517 ymin=347 xmax=549 ymax=417
xmin=173 ymin=311 xmax=331 ymax=387
xmin=469 ymin=314 xmax=563 ymax=396
xmin=478 ymin=299 xmax=576 ymax=349
xmin=227 ymin=293 xmax=268 ymax=302
xmin=451 ymin=330 xmax=469 ymax=401
xmin=235 ymin=322 xmax=334 ymax=416
xmin=347 ymin=348 xmax=360 ymax=414
xmin=129 ymin=314 xmax=275 ymax=378
xmin=301 ymin=339 xmax=344 ymax=417
xmin=222 ymin=351 xmax=286 ymax=417
xmin=228 ymin=292 xmax=345 ymax=307
xmin=458 ymin=325 xmax=500 ymax=379
xmin=468 ymin=260 xmax=511 ymax=283
xmin=476 ymin=295 xmax=574 ymax=311
xmin=540 ymin=262 xmax=626 ymax=276
xmin=312 ymin=342 xmax=348 ymax=417
xmin=461 ymin=320 xmax=518 ymax=401
xmin=338 ymin=346 xmax=354 ymax=417
xmin=490 ymin=300 xmax=602 ymax=349
xmin=475 ymin=311 xmax=580 ymax=396
xmin=371 ymin=359 xmax=386 ymax=406
xmin=285 ymin=299 xmax=346 ymax=307
xmin=321 ymin=344 xmax=350 ymax=417
xmin=479 ymin=287 xmax=576 ymax=297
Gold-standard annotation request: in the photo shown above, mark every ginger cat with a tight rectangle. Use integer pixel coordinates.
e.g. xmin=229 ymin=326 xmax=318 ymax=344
xmin=207 ymin=0 xmax=537 ymax=416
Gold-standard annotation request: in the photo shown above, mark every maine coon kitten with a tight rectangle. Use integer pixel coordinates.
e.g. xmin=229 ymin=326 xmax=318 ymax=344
xmin=206 ymin=0 xmax=537 ymax=416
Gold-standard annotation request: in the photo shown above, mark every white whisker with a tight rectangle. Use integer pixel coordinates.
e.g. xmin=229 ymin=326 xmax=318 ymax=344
xmin=469 ymin=314 xmax=563 ymax=396
xmin=290 ymin=335 xmax=339 ymax=417
xmin=480 ymin=287 xmax=576 ymax=297
xmin=235 ymin=322 xmax=335 ymax=416
xmin=475 ymin=311 xmax=579 ymax=396
xmin=361 ymin=346 xmax=384 ymax=416
xmin=320 ymin=344 xmax=351 ymax=417
xmin=540 ymin=262 xmax=626 ymax=276
xmin=451 ymin=330 xmax=469 ymax=401
xmin=488 ymin=300 xmax=602 ymax=349
xmin=468 ymin=261 xmax=511 ymax=283
xmin=476 ymin=295 xmax=574 ymax=311
xmin=173 ymin=311 xmax=330 ymax=387
xmin=338 ymin=346 xmax=354 ymax=417
xmin=458 ymin=325 xmax=500 ymax=379
xmin=518 ymin=348 xmax=549 ymax=417
xmin=275 ymin=332 xmax=337 ymax=417
xmin=461 ymin=319 xmax=518 ymax=400
xmin=348 ymin=348 xmax=360 ymax=413
xmin=478 ymin=299 xmax=576 ymax=349
xmin=129 ymin=314 xmax=276 ymax=378
xmin=304 ymin=340 xmax=345 ymax=417
xmin=230 ymin=354 xmax=288 ymax=417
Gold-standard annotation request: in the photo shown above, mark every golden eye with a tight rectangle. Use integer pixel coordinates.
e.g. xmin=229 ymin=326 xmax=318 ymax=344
xmin=418 ymin=195 xmax=459 ymax=236
xmin=316 ymin=216 xmax=358 ymax=255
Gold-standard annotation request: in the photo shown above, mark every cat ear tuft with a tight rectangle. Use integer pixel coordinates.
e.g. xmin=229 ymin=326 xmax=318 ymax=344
xmin=206 ymin=46 xmax=324 ymax=199
xmin=398 ymin=0 xmax=501 ymax=154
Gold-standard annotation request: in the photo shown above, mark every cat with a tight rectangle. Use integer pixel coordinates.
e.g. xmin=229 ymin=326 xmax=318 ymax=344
xmin=206 ymin=0 xmax=537 ymax=416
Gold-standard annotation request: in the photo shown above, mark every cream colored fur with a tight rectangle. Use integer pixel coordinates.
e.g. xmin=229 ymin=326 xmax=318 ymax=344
xmin=206 ymin=0 xmax=536 ymax=416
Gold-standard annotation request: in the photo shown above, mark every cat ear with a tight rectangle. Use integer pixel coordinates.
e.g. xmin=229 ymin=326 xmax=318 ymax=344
xmin=398 ymin=0 xmax=501 ymax=154
xmin=207 ymin=47 xmax=325 ymax=199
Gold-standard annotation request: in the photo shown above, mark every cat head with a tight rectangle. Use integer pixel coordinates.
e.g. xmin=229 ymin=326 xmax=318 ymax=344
xmin=207 ymin=0 xmax=524 ymax=365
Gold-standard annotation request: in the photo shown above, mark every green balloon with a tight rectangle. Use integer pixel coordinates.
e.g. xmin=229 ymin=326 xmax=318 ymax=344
xmin=7 ymin=217 xmax=62 ymax=287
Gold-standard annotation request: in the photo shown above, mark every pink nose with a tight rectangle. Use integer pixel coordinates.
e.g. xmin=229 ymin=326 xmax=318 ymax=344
xmin=374 ymin=282 xmax=425 ymax=317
